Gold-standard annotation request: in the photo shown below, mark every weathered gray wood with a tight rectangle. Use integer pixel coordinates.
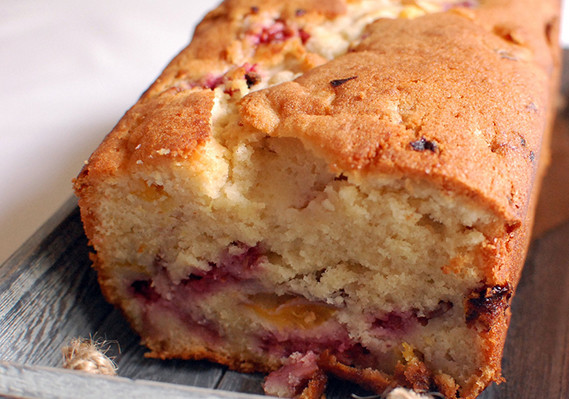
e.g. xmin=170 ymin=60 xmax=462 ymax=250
xmin=0 ymin=196 xmax=81 ymax=312
xmin=492 ymin=223 xmax=569 ymax=399
xmin=0 ymin=361 xmax=265 ymax=399
xmin=215 ymin=370 xmax=265 ymax=395
xmin=0 ymin=198 xmax=106 ymax=366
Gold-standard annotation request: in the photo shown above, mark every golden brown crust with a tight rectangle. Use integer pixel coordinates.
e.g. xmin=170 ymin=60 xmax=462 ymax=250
xmin=318 ymin=350 xmax=461 ymax=398
xmin=76 ymin=0 xmax=558 ymax=227
xmin=74 ymin=0 xmax=349 ymax=196
xmin=75 ymin=0 xmax=559 ymax=248
xmin=77 ymin=90 xmax=214 ymax=179
xmin=240 ymin=9 xmax=550 ymax=224
xmin=74 ymin=89 xmax=214 ymax=248
xmin=299 ymin=369 xmax=328 ymax=399
xmin=319 ymin=350 xmax=393 ymax=393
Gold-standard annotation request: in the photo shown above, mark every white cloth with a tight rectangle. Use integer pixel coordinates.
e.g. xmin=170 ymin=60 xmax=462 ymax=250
xmin=1 ymin=0 xmax=568 ymax=263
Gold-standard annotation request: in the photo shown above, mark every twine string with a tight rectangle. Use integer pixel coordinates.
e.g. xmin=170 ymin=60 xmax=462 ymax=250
xmin=61 ymin=337 xmax=118 ymax=376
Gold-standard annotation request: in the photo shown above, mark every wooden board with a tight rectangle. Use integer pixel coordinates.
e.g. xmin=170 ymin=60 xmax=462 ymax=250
xmin=1 ymin=55 xmax=569 ymax=399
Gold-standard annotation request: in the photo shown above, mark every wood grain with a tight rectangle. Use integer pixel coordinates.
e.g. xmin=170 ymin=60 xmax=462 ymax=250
xmin=1 ymin=55 xmax=569 ymax=399
xmin=0 ymin=361 xmax=265 ymax=399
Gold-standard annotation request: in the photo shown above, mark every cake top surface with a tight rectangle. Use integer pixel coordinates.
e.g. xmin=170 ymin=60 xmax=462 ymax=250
xmin=76 ymin=0 xmax=560 ymax=224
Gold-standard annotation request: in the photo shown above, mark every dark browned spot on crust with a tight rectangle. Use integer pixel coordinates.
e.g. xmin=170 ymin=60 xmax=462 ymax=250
xmin=295 ymin=9 xmax=307 ymax=17
xmin=529 ymin=151 xmax=535 ymax=162
xmin=330 ymin=76 xmax=358 ymax=87
xmin=334 ymin=173 xmax=348 ymax=181
xmin=245 ymin=72 xmax=261 ymax=88
xmin=250 ymin=6 xmax=259 ymax=14
xmin=410 ymin=137 xmax=438 ymax=152
xmin=466 ymin=283 xmax=512 ymax=329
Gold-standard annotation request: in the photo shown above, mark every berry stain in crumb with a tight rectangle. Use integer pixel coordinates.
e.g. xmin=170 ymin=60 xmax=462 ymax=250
xmin=255 ymin=19 xmax=294 ymax=45
xmin=299 ymin=28 xmax=310 ymax=45
xmin=131 ymin=280 xmax=160 ymax=302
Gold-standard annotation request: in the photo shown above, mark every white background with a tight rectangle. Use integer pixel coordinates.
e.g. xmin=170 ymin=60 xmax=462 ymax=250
xmin=1 ymin=1 xmax=568 ymax=263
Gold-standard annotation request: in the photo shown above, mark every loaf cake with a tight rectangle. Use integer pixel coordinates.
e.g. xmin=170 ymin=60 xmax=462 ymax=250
xmin=74 ymin=0 xmax=560 ymax=398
